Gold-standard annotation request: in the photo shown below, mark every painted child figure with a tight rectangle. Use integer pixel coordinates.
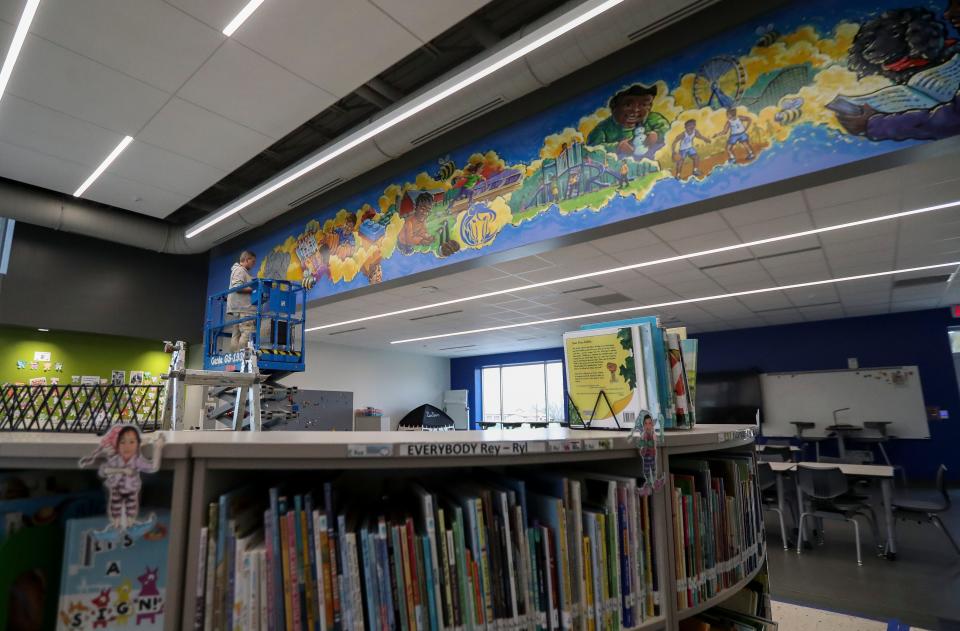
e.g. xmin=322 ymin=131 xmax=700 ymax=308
xmin=714 ymin=107 xmax=755 ymax=162
xmin=671 ymin=119 xmax=708 ymax=179
xmin=79 ymin=424 xmax=164 ymax=539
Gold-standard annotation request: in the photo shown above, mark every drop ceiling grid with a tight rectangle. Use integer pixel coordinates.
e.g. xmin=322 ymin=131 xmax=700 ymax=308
xmin=0 ymin=0 xmax=490 ymax=217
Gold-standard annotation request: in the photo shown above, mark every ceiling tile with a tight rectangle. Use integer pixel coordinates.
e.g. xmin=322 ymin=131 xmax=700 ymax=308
xmin=0 ymin=138 xmax=92 ymax=196
xmin=7 ymin=31 xmax=169 ymax=134
xmin=232 ymin=0 xmax=421 ymax=97
xmin=108 ymin=140 xmax=228 ymax=199
xmin=804 ymin=167 xmax=907 ymax=209
xmin=720 ymin=191 xmax=808 ymax=226
xmin=179 ymin=39 xmax=336 ymax=138
xmin=843 ymin=304 xmax=890 ymax=317
xmin=370 ymin=0 xmax=487 ymax=42
xmin=810 ymin=195 xmax=899 ymax=227
xmin=783 ymin=284 xmax=840 ymax=306
xmin=0 ymin=95 xmax=124 ymax=169
xmin=29 ymin=0 xmax=223 ymax=93
xmin=590 ymin=228 xmax=662 ymax=253
xmin=732 ymin=211 xmax=813 ymax=242
xmin=749 ymin=234 xmax=821 ymax=258
xmin=650 ymin=212 xmax=729 ymax=241
xmin=737 ymin=292 xmax=793 ymax=312
xmin=492 ymin=255 xmax=556 ymax=276
xmin=900 ymin=176 xmax=960 ymax=211
xmin=137 ymin=97 xmax=274 ymax=172
xmin=164 ymin=0 xmax=249 ymax=31
xmin=83 ymin=171 xmax=192 ymax=218
xmin=669 ymin=229 xmax=741 ymax=255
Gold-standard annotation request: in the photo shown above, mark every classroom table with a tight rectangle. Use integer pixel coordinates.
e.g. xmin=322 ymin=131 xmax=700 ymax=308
xmin=765 ymin=461 xmax=897 ymax=558
xmin=756 ymin=444 xmax=802 ymax=461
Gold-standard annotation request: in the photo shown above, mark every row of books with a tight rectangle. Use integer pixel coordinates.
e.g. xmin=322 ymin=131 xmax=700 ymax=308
xmin=669 ymin=455 xmax=765 ymax=611
xmin=195 ymin=470 xmax=661 ymax=631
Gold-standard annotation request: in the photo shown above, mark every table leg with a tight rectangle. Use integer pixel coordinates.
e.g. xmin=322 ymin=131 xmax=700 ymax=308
xmin=796 ymin=474 xmax=809 ymax=549
xmin=776 ymin=471 xmax=791 ymax=548
xmin=836 ymin=433 xmax=846 ymax=458
xmin=881 ymin=478 xmax=897 ymax=559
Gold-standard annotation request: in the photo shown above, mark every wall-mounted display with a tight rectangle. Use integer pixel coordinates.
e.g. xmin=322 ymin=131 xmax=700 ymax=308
xmin=210 ymin=0 xmax=960 ymax=301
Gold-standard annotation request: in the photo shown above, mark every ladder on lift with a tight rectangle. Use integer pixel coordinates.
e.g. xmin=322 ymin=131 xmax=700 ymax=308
xmin=159 ymin=340 xmax=264 ymax=431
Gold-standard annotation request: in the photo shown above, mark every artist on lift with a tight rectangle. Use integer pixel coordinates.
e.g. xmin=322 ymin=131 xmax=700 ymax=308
xmin=227 ymin=250 xmax=258 ymax=351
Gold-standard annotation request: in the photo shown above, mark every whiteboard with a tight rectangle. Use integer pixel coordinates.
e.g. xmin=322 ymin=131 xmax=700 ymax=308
xmin=760 ymin=366 xmax=930 ymax=439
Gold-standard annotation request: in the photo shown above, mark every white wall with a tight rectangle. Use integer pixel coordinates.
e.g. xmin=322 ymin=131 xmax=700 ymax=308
xmin=283 ymin=341 xmax=450 ymax=424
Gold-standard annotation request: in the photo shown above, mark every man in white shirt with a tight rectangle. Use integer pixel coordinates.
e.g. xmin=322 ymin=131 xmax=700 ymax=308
xmin=227 ymin=250 xmax=257 ymax=351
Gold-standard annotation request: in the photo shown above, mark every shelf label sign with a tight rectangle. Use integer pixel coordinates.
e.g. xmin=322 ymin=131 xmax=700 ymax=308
xmin=400 ymin=441 xmax=547 ymax=457
xmin=347 ymin=444 xmax=394 ymax=458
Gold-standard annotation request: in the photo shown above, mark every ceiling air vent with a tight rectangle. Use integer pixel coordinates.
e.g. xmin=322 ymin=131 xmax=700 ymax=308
xmin=439 ymin=344 xmax=477 ymax=351
xmin=628 ymin=0 xmax=719 ymax=42
xmin=211 ymin=226 xmax=250 ymax=247
xmin=892 ymin=274 xmax=951 ymax=289
xmin=410 ymin=97 xmax=506 ymax=146
xmin=561 ymin=283 xmax=603 ymax=294
xmin=409 ymin=310 xmax=463 ymax=321
xmin=581 ymin=292 xmax=632 ymax=307
xmin=328 ymin=326 xmax=366 ymax=335
xmin=287 ymin=177 xmax=345 ymax=208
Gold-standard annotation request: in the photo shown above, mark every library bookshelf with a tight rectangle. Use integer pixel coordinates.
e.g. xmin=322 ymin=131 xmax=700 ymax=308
xmin=0 ymin=424 xmax=766 ymax=631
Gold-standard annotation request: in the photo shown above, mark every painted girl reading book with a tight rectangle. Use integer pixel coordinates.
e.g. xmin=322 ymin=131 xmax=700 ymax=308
xmin=79 ymin=424 xmax=164 ymax=537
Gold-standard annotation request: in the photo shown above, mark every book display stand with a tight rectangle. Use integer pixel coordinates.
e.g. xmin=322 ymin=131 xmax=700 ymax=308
xmin=0 ymin=425 xmax=769 ymax=631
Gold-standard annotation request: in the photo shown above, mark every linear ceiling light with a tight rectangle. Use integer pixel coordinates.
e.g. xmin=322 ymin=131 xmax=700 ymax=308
xmin=222 ymin=0 xmax=267 ymax=36
xmin=307 ymin=199 xmax=960 ymax=332
xmin=390 ymin=261 xmax=960 ymax=344
xmin=0 ymin=0 xmax=40 ymax=105
xmin=185 ymin=0 xmax=626 ymax=239
xmin=73 ymin=135 xmax=134 ymax=197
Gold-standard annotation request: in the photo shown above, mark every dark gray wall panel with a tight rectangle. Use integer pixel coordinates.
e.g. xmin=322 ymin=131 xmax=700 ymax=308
xmin=0 ymin=222 xmax=207 ymax=341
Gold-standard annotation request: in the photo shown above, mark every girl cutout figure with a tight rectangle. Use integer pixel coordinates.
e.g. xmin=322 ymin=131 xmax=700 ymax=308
xmin=630 ymin=411 xmax=665 ymax=493
xmin=80 ymin=424 xmax=164 ymax=538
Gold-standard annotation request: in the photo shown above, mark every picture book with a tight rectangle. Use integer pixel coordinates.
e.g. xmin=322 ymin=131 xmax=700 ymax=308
xmin=56 ymin=510 xmax=170 ymax=630
xmin=830 ymin=53 xmax=960 ymax=114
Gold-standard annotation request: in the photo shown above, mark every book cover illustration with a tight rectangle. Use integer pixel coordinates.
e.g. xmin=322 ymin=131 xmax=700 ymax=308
xmin=56 ymin=511 xmax=170 ymax=630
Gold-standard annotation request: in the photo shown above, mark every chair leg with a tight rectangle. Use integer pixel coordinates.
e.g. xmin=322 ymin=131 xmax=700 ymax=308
xmin=848 ymin=517 xmax=863 ymax=566
xmin=930 ymin=514 xmax=960 ymax=555
xmin=772 ymin=508 xmax=788 ymax=550
xmin=796 ymin=513 xmax=808 ymax=554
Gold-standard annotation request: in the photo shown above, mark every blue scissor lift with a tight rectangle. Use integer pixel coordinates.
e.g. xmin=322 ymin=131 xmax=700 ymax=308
xmin=160 ymin=279 xmax=307 ymax=431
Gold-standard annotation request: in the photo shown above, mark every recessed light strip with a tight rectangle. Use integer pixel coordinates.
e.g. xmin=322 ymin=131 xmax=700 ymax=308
xmin=308 ymin=199 xmax=960 ymax=332
xmin=389 ymin=261 xmax=960 ymax=344
xmin=222 ymin=0 xmax=267 ymax=36
xmin=185 ymin=0 xmax=626 ymax=239
xmin=73 ymin=136 xmax=134 ymax=197
xmin=0 ymin=0 xmax=40 ymax=105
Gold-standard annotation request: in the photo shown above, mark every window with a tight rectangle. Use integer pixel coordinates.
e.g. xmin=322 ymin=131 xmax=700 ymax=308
xmin=481 ymin=360 xmax=565 ymax=425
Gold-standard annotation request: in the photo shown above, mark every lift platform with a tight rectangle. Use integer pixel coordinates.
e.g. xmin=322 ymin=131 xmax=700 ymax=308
xmin=160 ymin=279 xmax=307 ymax=431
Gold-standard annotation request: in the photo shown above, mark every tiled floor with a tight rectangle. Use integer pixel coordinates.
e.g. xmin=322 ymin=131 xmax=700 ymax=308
xmin=763 ymin=485 xmax=960 ymax=630
xmin=771 ymin=601 xmax=929 ymax=630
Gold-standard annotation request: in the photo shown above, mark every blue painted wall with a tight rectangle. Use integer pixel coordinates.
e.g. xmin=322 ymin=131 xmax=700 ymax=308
xmin=450 ymin=308 xmax=959 ymax=479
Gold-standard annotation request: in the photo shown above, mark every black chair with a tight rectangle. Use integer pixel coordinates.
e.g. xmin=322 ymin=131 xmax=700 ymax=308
xmin=796 ymin=465 xmax=880 ymax=565
xmin=890 ymin=464 xmax=959 ymax=555
xmin=757 ymin=462 xmax=789 ymax=549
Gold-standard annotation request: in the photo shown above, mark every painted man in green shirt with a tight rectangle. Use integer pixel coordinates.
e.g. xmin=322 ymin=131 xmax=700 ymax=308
xmin=586 ymin=83 xmax=670 ymax=160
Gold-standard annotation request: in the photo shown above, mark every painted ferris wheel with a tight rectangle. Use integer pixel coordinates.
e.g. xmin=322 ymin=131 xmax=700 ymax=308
xmin=692 ymin=55 xmax=747 ymax=109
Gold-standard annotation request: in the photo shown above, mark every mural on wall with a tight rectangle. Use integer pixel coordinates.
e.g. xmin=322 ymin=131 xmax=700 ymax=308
xmin=212 ymin=0 xmax=960 ymax=300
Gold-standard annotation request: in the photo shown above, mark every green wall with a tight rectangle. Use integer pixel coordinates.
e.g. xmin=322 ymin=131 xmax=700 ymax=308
xmin=0 ymin=325 xmax=172 ymax=385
